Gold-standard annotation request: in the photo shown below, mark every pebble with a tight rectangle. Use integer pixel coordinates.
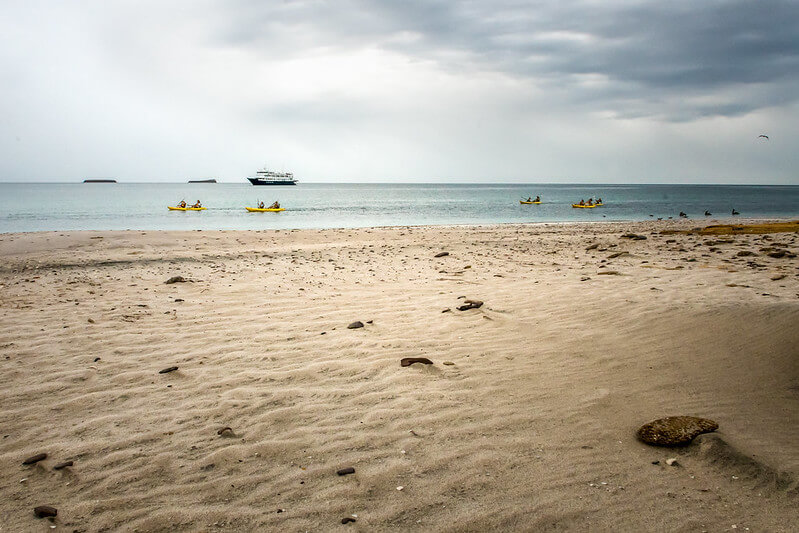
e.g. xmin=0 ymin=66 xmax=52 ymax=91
xmin=159 ymin=366 xmax=179 ymax=374
xmin=665 ymin=458 xmax=679 ymax=466
xmin=456 ymin=299 xmax=483 ymax=311
xmin=347 ymin=321 xmax=364 ymax=329
xmin=34 ymin=506 xmax=57 ymax=518
xmin=434 ymin=252 xmax=450 ymax=258
xmin=22 ymin=453 xmax=47 ymax=465
xmin=53 ymin=461 xmax=73 ymax=470
xmin=164 ymin=276 xmax=187 ymax=284
xmin=442 ymin=361 xmax=455 ymax=366
xmin=337 ymin=467 xmax=356 ymax=476
xmin=341 ymin=517 xmax=357 ymax=524
xmin=598 ymin=271 xmax=621 ymax=275
xmin=637 ymin=416 xmax=718 ymax=446
xmin=217 ymin=427 xmax=234 ymax=437
xmin=400 ymin=357 xmax=434 ymax=367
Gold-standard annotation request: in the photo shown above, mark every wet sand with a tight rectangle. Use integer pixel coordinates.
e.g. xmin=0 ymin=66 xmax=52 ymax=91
xmin=1 ymin=219 xmax=798 ymax=531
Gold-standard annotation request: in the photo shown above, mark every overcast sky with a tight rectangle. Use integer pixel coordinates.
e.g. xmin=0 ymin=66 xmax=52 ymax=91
xmin=1 ymin=0 xmax=797 ymax=183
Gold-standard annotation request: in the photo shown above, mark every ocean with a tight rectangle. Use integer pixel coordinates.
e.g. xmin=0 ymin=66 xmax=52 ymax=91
xmin=0 ymin=182 xmax=797 ymax=233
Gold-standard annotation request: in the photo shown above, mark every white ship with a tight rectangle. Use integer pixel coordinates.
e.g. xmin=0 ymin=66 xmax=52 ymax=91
xmin=247 ymin=168 xmax=298 ymax=186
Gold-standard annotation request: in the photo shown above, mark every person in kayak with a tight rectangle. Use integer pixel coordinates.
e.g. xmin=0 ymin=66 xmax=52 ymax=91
xmin=269 ymin=201 xmax=280 ymax=209
xmin=527 ymin=197 xmax=532 ymax=202
xmin=192 ymin=200 xmax=202 ymax=208
xmin=597 ymin=197 xmax=602 ymax=204
xmin=258 ymin=201 xmax=265 ymax=209
xmin=534 ymin=195 xmax=540 ymax=202
xmin=178 ymin=200 xmax=187 ymax=208
xmin=579 ymin=199 xmax=585 ymax=205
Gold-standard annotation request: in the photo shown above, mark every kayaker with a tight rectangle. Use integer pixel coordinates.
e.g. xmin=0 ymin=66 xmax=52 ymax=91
xmin=192 ymin=200 xmax=202 ymax=208
xmin=679 ymin=211 xmax=687 ymax=218
xmin=258 ymin=201 xmax=265 ymax=209
xmin=269 ymin=201 xmax=280 ymax=209
xmin=597 ymin=198 xmax=602 ymax=204
xmin=527 ymin=197 xmax=532 ymax=202
xmin=534 ymin=196 xmax=540 ymax=202
xmin=178 ymin=200 xmax=187 ymax=208
xmin=579 ymin=199 xmax=585 ymax=206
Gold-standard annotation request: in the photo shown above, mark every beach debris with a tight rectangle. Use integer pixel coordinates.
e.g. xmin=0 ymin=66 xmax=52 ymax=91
xmin=53 ymin=461 xmax=73 ymax=470
xmin=771 ymin=274 xmax=787 ymax=281
xmin=442 ymin=308 xmax=451 ymax=313
xmin=396 ymin=486 xmax=404 ymax=491
xmin=665 ymin=458 xmax=679 ymax=466
xmin=434 ymin=252 xmax=450 ymax=258
xmin=737 ymin=250 xmax=756 ymax=257
xmin=586 ymin=243 xmax=599 ymax=251
xmin=159 ymin=366 xmax=179 ymax=374
xmin=87 ymin=318 xmax=95 ymax=323
xmin=443 ymin=361 xmax=455 ymax=366
xmin=337 ymin=467 xmax=356 ymax=476
xmin=342 ymin=517 xmax=357 ymax=524
xmin=400 ymin=357 xmax=434 ymax=367
xmin=164 ymin=276 xmax=187 ymax=284
xmin=347 ymin=321 xmax=364 ymax=329
xmin=217 ymin=427 xmax=235 ymax=437
xmin=598 ymin=271 xmax=621 ymax=275
xmin=637 ymin=416 xmax=718 ymax=446
xmin=456 ymin=299 xmax=483 ymax=311
xmin=22 ymin=453 xmax=47 ymax=465
xmin=608 ymin=252 xmax=629 ymax=259
xmin=621 ymin=233 xmax=647 ymax=240
xmin=767 ymin=250 xmax=790 ymax=258
xmin=33 ymin=506 xmax=57 ymax=518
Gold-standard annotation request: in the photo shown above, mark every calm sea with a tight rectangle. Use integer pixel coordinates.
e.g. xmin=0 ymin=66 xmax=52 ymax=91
xmin=0 ymin=183 xmax=797 ymax=233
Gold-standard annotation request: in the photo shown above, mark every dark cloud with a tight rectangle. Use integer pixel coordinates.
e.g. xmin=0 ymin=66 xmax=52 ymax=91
xmin=219 ymin=0 xmax=799 ymax=120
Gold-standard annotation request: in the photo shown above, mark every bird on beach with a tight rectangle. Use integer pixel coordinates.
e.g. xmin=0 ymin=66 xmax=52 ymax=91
xmin=732 ymin=209 xmax=740 ymax=215
xmin=704 ymin=210 xmax=711 ymax=216
xmin=758 ymin=134 xmax=769 ymax=140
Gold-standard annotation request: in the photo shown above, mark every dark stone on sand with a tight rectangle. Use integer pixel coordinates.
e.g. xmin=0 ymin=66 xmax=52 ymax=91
xmin=53 ymin=461 xmax=73 ymax=470
xmin=159 ymin=366 xmax=179 ymax=374
xmin=34 ymin=506 xmax=57 ymax=518
xmin=164 ymin=276 xmax=186 ymax=284
xmin=94 ymin=357 xmax=101 ymax=362
xmin=586 ymin=243 xmax=599 ymax=251
xmin=347 ymin=321 xmax=364 ymax=329
xmin=400 ymin=357 xmax=434 ymax=367
xmin=767 ymin=250 xmax=787 ymax=258
xmin=736 ymin=250 xmax=755 ymax=257
xmin=217 ymin=427 xmax=234 ymax=437
xmin=608 ymin=252 xmax=628 ymax=259
xmin=337 ymin=467 xmax=356 ymax=476
xmin=457 ymin=299 xmax=483 ymax=311
xmin=23 ymin=453 xmax=47 ymax=465
xmin=175 ymin=298 xmax=184 ymax=302
xmin=342 ymin=517 xmax=357 ymax=524
xmin=597 ymin=271 xmax=620 ymax=275
xmin=621 ymin=233 xmax=647 ymax=240
xmin=434 ymin=252 xmax=449 ymax=258
xmin=637 ymin=416 xmax=719 ymax=447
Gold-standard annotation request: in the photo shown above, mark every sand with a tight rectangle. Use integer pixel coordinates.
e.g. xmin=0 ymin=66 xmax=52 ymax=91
xmin=1 ymin=219 xmax=798 ymax=531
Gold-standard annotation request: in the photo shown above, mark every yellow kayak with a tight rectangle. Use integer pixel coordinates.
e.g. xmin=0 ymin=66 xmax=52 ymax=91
xmin=168 ymin=206 xmax=206 ymax=211
xmin=595 ymin=203 xmax=604 ymax=206
xmin=520 ymin=201 xmax=542 ymax=204
xmin=572 ymin=204 xmax=597 ymax=208
xmin=245 ymin=207 xmax=285 ymax=212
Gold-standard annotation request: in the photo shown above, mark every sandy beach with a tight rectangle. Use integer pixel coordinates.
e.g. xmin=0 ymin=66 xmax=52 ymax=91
xmin=1 ymin=219 xmax=798 ymax=531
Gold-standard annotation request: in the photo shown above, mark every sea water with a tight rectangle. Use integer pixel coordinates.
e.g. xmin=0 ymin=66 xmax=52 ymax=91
xmin=0 ymin=182 xmax=798 ymax=233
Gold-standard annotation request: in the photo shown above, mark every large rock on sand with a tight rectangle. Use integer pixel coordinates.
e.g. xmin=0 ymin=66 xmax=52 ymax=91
xmin=637 ymin=416 xmax=718 ymax=446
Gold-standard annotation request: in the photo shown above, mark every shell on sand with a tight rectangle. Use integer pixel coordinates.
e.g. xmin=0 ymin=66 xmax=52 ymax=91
xmin=637 ymin=416 xmax=719 ymax=446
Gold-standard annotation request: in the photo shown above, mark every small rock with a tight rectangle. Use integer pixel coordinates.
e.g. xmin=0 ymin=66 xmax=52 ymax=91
xmin=159 ymin=366 xmax=179 ymax=374
xmin=23 ymin=453 xmax=47 ymax=465
xmin=337 ymin=467 xmax=356 ymax=476
xmin=441 ymin=308 xmax=451 ymax=313
xmin=457 ymin=299 xmax=483 ymax=311
xmin=767 ymin=250 xmax=787 ymax=258
xmin=771 ymin=274 xmax=786 ymax=281
xmin=586 ymin=243 xmax=599 ymax=251
xmin=87 ymin=318 xmax=95 ymax=323
xmin=665 ymin=458 xmax=679 ymax=466
xmin=341 ymin=517 xmax=357 ymax=524
xmin=174 ymin=298 xmax=184 ymax=302
xmin=434 ymin=252 xmax=449 ymax=258
xmin=736 ymin=250 xmax=755 ymax=257
xmin=164 ymin=276 xmax=187 ymax=284
xmin=53 ymin=461 xmax=73 ymax=470
xmin=347 ymin=321 xmax=364 ymax=329
xmin=637 ymin=416 xmax=719 ymax=446
xmin=217 ymin=427 xmax=234 ymax=437
xmin=34 ymin=506 xmax=57 ymax=518
xmin=598 ymin=271 xmax=621 ymax=275
xmin=608 ymin=252 xmax=628 ymax=259
xmin=93 ymin=357 xmax=101 ymax=362
xmin=621 ymin=233 xmax=647 ymax=240
xmin=400 ymin=357 xmax=434 ymax=367
xmin=442 ymin=361 xmax=455 ymax=366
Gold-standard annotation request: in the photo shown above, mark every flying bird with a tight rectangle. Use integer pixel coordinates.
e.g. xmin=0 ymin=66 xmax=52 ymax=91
xmin=758 ymin=134 xmax=769 ymax=140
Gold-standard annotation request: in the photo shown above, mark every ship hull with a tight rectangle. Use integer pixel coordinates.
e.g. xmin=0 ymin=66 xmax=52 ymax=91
xmin=247 ymin=177 xmax=297 ymax=186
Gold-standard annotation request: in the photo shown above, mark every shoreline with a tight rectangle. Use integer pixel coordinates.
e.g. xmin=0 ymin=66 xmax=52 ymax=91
xmin=1 ymin=218 xmax=797 ymax=530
